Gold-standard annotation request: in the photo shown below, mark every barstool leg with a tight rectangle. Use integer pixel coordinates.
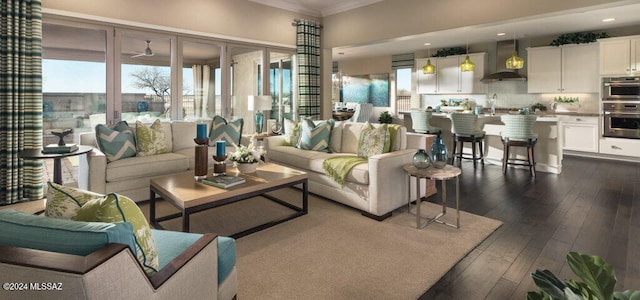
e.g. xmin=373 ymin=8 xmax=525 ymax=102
xmin=458 ymin=140 xmax=463 ymax=167
xmin=451 ymin=135 xmax=457 ymax=165
xmin=529 ymin=142 xmax=536 ymax=177
xmin=502 ymin=140 xmax=509 ymax=174
xmin=479 ymin=140 xmax=485 ymax=165
xmin=471 ymin=139 xmax=477 ymax=169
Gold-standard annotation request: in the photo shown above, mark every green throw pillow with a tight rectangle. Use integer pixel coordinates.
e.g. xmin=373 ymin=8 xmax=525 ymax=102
xmin=45 ymin=182 xmax=104 ymax=219
xmin=298 ymin=119 xmax=334 ymax=152
xmin=209 ymin=115 xmax=243 ymax=146
xmin=283 ymin=118 xmax=301 ymax=146
xmin=357 ymin=123 xmax=390 ymax=158
xmin=73 ymin=193 xmax=159 ymax=276
xmin=95 ymin=121 xmax=136 ymax=162
xmin=135 ymin=119 xmax=169 ymax=157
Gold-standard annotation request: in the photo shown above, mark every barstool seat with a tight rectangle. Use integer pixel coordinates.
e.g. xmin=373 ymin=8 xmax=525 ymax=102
xmin=410 ymin=110 xmax=442 ymax=136
xmin=450 ymin=113 xmax=485 ymax=169
xmin=500 ymin=114 xmax=538 ymax=176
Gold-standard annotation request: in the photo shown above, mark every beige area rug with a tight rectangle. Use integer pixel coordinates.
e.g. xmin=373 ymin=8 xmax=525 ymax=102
xmin=143 ymin=189 xmax=502 ymax=300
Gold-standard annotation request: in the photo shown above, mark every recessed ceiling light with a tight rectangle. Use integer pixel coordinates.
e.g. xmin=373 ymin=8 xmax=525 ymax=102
xmin=602 ymin=18 xmax=616 ymax=22
xmin=497 ymin=33 xmax=506 ymax=36
xmin=424 ymin=43 xmax=431 ymax=46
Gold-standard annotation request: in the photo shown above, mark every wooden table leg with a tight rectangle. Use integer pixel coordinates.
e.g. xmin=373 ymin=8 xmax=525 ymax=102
xmin=53 ymin=158 xmax=62 ymax=184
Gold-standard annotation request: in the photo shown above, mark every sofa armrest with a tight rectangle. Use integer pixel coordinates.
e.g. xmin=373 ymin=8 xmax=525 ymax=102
xmin=150 ymin=233 xmax=216 ymax=288
xmin=406 ymin=132 xmax=436 ymax=151
xmin=264 ymin=136 xmax=287 ymax=162
xmin=367 ymin=149 xmax=423 ymax=215
xmin=78 ymin=148 xmax=107 ymax=194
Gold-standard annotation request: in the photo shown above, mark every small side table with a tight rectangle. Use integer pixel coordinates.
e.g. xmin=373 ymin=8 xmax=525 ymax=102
xmin=403 ymin=164 xmax=462 ymax=229
xmin=19 ymin=145 xmax=93 ymax=185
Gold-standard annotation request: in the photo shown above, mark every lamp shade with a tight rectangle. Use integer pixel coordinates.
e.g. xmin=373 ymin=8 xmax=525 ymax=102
xmin=460 ymin=55 xmax=475 ymax=72
xmin=248 ymin=95 xmax=272 ymax=111
xmin=422 ymin=59 xmax=436 ymax=74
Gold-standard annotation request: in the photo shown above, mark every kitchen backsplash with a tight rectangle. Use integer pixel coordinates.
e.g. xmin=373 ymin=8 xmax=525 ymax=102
xmin=419 ymin=81 xmax=599 ymax=113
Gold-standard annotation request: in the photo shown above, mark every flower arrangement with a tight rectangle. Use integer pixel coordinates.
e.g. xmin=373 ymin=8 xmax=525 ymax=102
xmin=228 ymin=137 xmax=266 ymax=165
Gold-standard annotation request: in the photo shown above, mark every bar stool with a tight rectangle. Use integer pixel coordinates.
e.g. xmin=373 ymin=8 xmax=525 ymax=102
xmin=410 ymin=110 xmax=442 ymax=136
xmin=500 ymin=114 xmax=538 ymax=177
xmin=450 ymin=113 xmax=485 ymax=168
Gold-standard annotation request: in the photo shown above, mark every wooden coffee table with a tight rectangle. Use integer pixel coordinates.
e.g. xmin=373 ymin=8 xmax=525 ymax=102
xmin=149 ymin=163 xmax=308 ymax=238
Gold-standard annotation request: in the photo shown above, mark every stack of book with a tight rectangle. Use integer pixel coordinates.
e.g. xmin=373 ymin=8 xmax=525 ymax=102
xmin=201 ymin=175 xmax=246 ymax=189
xmin=41 ymin=144 xmax=79 ymax=154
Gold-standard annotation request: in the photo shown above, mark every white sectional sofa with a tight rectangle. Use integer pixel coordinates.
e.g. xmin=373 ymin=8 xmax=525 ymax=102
xmin=78 ymin=120 xmax=236 ymax=202
xmin=265 ymin=121 xmax=437 ymax=220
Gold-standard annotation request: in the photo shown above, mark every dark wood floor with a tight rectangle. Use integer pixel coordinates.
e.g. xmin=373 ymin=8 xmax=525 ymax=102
xmin=421 ymin=155 xmax=640 ymax=299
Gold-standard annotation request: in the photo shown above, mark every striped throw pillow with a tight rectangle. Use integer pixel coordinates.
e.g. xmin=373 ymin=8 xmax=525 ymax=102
xmin=210 ymin=116 xmax=243 ymax=146
xmin=95 ymin=121 xmax=136 ymax=162
xmin=297 ymin=119 xmax=334 ymax=152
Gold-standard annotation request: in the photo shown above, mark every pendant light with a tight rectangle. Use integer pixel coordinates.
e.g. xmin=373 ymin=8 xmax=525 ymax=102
xmin=422 ymin=47 xmax=436 ymax=74
xmin=460 ymin=42 xmax=475 ymax=72
xmin=505 ymin=33 xmax=525 ymax=69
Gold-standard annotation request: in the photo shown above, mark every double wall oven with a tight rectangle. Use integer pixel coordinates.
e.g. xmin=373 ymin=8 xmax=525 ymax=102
xmin=602 ymin=77 xmax=640 ymax=139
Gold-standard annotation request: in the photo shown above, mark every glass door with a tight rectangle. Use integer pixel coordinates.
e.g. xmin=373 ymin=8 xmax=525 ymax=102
xmin=181 ymin=39 xmax=223 ymax=121
xmin=227 ymin=45 xmax=264 ymax=133
xmin=269 ymin=51 xmax=295 ymax=133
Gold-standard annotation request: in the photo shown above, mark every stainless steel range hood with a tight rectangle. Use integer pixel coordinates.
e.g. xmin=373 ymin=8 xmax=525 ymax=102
xmin=481 ymin=40 xmax=527 ymax=82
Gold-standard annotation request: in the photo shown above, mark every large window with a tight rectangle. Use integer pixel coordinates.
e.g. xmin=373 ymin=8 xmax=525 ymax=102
xmin=396 ymin=68 xmax=412 ymax=112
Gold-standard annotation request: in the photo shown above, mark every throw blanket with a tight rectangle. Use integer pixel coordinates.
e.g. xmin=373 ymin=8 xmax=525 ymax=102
xmin=322 ymin=156 xmax=368 ymax=187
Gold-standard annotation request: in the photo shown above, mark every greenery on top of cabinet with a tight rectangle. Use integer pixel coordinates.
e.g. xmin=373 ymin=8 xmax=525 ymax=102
xmin=554 ymin=96 xmax=579 ymax=103
xmin=549 ymin=31 xmax=609 ymax=46
xmin=432 ymin=47 xmax=466 ymax=57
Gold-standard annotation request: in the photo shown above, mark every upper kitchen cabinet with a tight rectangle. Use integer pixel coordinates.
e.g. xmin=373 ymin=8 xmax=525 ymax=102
xmin=416 ymin=53 xmax=486 ymax=94
xmin=599 ymin=35 xmax=640 ymax=76
xmin=527 ymin=44 xmax=599 ymax=93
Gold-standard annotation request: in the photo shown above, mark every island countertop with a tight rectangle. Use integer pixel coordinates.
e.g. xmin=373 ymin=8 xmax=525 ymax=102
xmin=402 ymin=111 xmax=563 ymax=174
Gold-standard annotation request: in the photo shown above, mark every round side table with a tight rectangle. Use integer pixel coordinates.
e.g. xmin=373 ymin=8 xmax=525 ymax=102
xmin=19 ymin=145 xmax=93 ymax=185
xmin=403 ymin=164 xmax=462 ymax=229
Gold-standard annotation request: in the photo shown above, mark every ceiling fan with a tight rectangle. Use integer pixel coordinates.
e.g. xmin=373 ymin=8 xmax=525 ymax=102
xmin=131 ymin=40 xmax=154 ymax=58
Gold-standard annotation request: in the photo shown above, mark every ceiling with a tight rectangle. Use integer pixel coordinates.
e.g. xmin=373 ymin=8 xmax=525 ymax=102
xmin=252 ymin=0 xmax=640 ymax=61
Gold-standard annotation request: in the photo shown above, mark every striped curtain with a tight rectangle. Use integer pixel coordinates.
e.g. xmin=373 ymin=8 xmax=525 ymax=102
xmin=0 ymin=0 xmax=44 ymax=204
xmin=296 ymin=20 xmax=321 ymax=119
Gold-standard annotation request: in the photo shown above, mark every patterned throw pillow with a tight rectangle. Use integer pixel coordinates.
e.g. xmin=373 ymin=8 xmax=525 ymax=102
xmin=45 ymin=181 xmax=103 ymax=219
xmin=73 ymin=193 xmax=159 ymax=276
xmin=210 ymin=115 xmax=243 ymax=146
xmin=135 ymin=119 xmax=169 ymax=157
xmin=298 ymin=119 xmax=334 ymax=152
xmin=357 ymin=123 xmax=390 ymax=158
xmin=283 ymin=118 xmax=301 ymax=146
xmin=95 ymin=121 xmax=136 ymax=162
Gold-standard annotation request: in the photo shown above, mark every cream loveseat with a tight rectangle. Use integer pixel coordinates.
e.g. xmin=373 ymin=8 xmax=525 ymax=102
xmin=78 ymin=120 xmax=239 ymax=202
xmin=265 ymin=121 xmax=437 ymax=220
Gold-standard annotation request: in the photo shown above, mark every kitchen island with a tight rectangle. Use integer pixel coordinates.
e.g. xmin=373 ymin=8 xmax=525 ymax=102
xmin=402 ymin=111 xmax=563 ymax=174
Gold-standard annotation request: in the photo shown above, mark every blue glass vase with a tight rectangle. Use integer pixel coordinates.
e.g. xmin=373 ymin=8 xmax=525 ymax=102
xmin=413 ymin=149 xmax=430 ymax=169
xmin=254 ymin=111 xmax=264 ymax=133
xmin=429 ymin=137 xmax=449 ymax=169
xmin=137 ymin=101 xmax=148 ymax=112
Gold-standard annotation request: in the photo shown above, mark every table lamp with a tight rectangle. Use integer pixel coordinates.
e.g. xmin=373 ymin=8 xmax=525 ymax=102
xmin=248 ymin=95 xmax=272 ymax=133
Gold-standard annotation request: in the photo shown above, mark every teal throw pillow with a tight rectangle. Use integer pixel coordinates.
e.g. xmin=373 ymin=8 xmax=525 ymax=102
xmin=357 ymin=123 xmax=390 ymax=158
xmin=135 ymin=119 xmax=169 ymax=157
xmin=95 ymin=121 xmax=136 ymax=162
xmin=210 ymin=115 xmax=243 ymax=146
xmin=298 ymin=119 xmax=334 ymax=152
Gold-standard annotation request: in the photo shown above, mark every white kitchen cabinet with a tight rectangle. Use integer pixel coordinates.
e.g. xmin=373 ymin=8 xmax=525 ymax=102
xmin=599 ymin=137 xmax=640 ymax=158
xmin=527 ymin=44 xmax=599 ymax=93
xmin=560 ymin=116 xmax=599 ymax=153
xmin=415 ymin=52 xmax=486 ymax=94
xmin=599 ymin=36 xmax=640 ymax=76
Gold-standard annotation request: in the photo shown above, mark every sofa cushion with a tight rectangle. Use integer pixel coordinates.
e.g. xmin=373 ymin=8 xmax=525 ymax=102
xmin=210 ymin=116 xmax=243 ymax=146
xmin=0 ymin=209 xmax=136 ymax=256
xmin=73 ymin=193 xmax=159 ymax=275
xmin=298 ymin=119 xmax=334 ymax=152
xmin=329 ymin=121 xmax=343 ymax=153
xmin=171 ymin=121 xmax=198 ymax=152
xmin=357 ymin=123 xmax=390 ymax=158
xmin=341 ymin=123 xmax=365 ymax=154
xmin=105 ymin=153 xmax=189 ymax=182
xmin=283 ymin=118 xmax=301 ymax=146
xmin=95 ymin=120 xmax=137 ymax=162
xmin=151 ymin=230 xmax=236 ymax=284
xmin=135 ymin=119 xmax=170 ymax=157
xmin=45 ymin=181 xmax=103 ymax=219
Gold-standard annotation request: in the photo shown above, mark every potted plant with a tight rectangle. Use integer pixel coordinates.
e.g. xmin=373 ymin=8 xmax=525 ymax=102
xmin=378 ymin=111 xmax=393 ymax=124
xmin=228 ymin=137 xmax=266 ymax=173
xmin=528 ymin=251 xmax=639 ymax=300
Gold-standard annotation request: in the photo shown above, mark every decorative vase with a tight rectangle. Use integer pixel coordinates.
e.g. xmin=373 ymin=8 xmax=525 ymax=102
xmin=430 ymin=137 xmax=449 ymax=169
xmin=412 ymin=149 xmax=430 ymax=169
xmin=255 ymin=111 xmax=264 ymax=133
xmin=236 ymin=163 xmax=258 ymax=173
